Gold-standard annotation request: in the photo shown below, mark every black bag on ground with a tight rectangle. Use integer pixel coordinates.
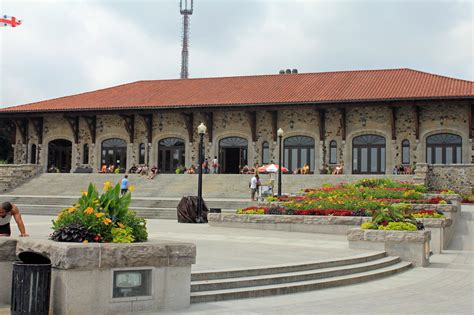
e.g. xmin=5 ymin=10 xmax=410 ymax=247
xmin=177 ymin=196 xmax=209 ymax=223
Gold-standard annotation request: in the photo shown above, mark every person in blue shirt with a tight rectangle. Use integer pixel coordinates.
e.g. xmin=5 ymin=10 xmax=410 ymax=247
xmin=120 ymin=175 xmax=129 ymax=195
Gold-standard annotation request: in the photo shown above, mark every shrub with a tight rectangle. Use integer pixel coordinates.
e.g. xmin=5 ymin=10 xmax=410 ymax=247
xmin=51 ymin=182 xmax=148 ymax=243
xmin=361 ymin=221 xmax=377 ymax=229
xmin=378 ymin=222 xmax=417 ymax=231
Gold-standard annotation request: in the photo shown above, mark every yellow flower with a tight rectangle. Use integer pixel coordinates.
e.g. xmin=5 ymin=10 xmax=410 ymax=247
xmin=103 ymin=181 xmax=113 ymax=191
xmin=84 ymin=207 xmax=94 ymax=215
xmin=117 ymin=222 xmax=125 ymax=229
xmin=82 ymin=191 xmax=88 ymax=197
xmin=128 ymin=185 xmax=135 ymax=192
xmin=83 ymin=240 xmax=89 ymax=244
xmin=95 ymin=212 xmax=105 ymax=218
xmin=103 ymin=218 xmax=112 ymax=225
xmin=67 ymin=207 xmax=76 ymax=213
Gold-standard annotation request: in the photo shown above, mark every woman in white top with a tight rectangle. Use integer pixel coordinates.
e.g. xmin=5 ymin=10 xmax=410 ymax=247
xmin=0 ymin=202 xmax=28 ymax=237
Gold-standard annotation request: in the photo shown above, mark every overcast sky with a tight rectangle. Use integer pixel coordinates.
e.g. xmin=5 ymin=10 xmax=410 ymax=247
xmin=0 ymin=0 xmax=472 ymax=107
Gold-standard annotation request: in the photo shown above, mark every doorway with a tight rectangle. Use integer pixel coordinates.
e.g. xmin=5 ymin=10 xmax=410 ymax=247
xmin=48 ymin=139 xmax=72 ymax=173
xmin=219 ymin=137 xmax=248 ymax=174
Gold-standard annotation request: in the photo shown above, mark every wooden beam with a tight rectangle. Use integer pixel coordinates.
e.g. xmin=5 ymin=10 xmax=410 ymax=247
xmin=246 ymin=111 xmax=257 ymax=142
xmin=469 ymin=103 xmax=473 ymax=140
xmin=140 ymin=114 xmax=153 ymax=144
xmin=390 ymin=107 xmax=397 ymax=140
xmin=30 ymin=117 xmax=44 ymax=144
xmin=318 ymin=109 xmax=326 ymax=142
xmin=64 ymin=115 xmax=80 ymax=144
xmin=83 ymin=115 xmax=97 ymax=144
xmin=339 ymin=108 xmax=346 ymax=141
xmin=182 ymin=113 xmax=194 ymax=142
xmin=414 ymin=106 xmax=420 ymax=141
xmin=120 ymin=114 xmax=135 ymax=143
xmin=203 ymin=112 xmax=213 ymax=142
xmin=271 ymin=111 xmax=278 ymax=142
xmin=12 ymin=118 xmax=28 ymax=144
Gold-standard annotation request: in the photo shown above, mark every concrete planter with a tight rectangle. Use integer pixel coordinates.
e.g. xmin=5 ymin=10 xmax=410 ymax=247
xmin=208 ymin=213 xmax=371 ymax=235
xmin=2 ymin=239 xmax=196 ymax=315
xmin=419 ymin=218 xmax=453 ymax=253
xmin=0 ymin=238 xmax=17 ymax=305
xmin=347 ymin=229 xmax=431 ymax=267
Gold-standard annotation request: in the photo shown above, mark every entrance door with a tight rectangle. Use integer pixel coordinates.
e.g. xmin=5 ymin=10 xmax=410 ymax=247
xmin=101 ymin=138 xmax=127 ymax=169
xmin=158 ymin=138 xmax=185 ymax=173
xmin=48 ymin=139 xmax=72 ymax=173
xmin=352 ymin=135 xmax=386 ymax=174
xmin=219 ymin=137 xmax=248 ymax=174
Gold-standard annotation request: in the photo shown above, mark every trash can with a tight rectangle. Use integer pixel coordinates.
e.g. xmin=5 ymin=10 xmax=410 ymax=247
xmin=209 ymin=208 xmax=221 ymax=213
xmin=11 ymin=251 xmax=51 ymax=315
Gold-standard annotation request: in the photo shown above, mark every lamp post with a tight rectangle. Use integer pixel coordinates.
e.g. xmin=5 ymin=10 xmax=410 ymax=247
xmin=277 ymin=128 xmax=284 ymax=196
xmin=196 ymin=122 xmax=207 ymax=223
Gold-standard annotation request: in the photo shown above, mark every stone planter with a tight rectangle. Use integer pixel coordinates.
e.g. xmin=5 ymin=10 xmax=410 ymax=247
xmin=208 ymin=213 xmax=371 ymax=235
xmin=410 ymin=203 xmax=459 ymax=222
xmin=347 ymin=229 xmax=431 ymax=267
xmin=0 ymin=238 xmax=17 ymax=305
xmin=13 ymin=239 xmax=196 ymax=315
xmin=419 ymin=218 xmax=453 ymax=253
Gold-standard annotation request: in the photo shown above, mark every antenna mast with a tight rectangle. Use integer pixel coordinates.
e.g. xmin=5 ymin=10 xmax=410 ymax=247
xmin=180 ymin=0 xmax=193 ymax=79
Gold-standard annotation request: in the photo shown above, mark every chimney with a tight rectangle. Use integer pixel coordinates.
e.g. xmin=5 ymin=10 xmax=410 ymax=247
xmin=292 ymin=69 xmax=298 ymax=74
xmin=279 ymin=70 xmax=285 ymax=75
xmin=285 ymin=69 xmax=292 ymax=74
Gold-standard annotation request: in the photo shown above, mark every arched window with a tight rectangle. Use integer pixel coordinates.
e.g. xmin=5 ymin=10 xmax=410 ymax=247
xmin=30 ymin=144 xmax=37 ymax=164
xmin=262 ymin=141 xmax=269 ymax=165
xmin=48 ymin=139 xmax=72 ymax=172
xmin=158 ymin=138 xmax=185 ymax=173
xmin=101 ymin=138 xmax=127 ymax=169
xmin=329 ymin=141 xmax=337 ymax=164
xmin=401 ymin=140 xmax=410 ymax=164
xmin=352 ymin=135 xmax=386 ymax=174
xmin=139 ymin=143 xmax=145 ymax=164
xmin=83 ymin=144 xmax=89 ymax=164
xmin=283 ymin=136 xmax=315 ymax=173
xmin=426 ymin=133 xmax=462 ymax=164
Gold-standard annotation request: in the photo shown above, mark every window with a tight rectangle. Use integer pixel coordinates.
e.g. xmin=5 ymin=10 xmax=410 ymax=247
xmin=139 ymin=143 xmax=145 ymax=164
xmin=262 ymin=141 xmax=269 ymax=164
xmin=83 ymin=144 xmax=89 ymax=164
xmin=426 ymin=133 xmax=462 ymax=164
xmin=329 ymin=141 xmax=337 ymax=164
xmin=352 ymin=135 xmax=386 ymax=174
xmin=283 ymin=136 xmax=315 ymax=173
xmin=30 ymin=144 xmax=37 ymax=164
xmin=401 ymin=140 xmax=409 ymax=164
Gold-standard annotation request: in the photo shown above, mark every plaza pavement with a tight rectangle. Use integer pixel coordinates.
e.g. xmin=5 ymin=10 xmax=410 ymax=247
xmin=2 ymin=205 xmax=473 ymax=314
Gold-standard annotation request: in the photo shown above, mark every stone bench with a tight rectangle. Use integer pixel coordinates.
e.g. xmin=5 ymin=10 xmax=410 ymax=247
xmin=347 ymin=229 xmax=431 ymax=267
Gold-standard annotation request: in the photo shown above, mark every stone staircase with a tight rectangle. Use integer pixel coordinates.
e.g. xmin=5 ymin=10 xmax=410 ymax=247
xmin=1 ymin=173 xmax=414 ymax=218
xmin=190 ymin=252 xmax=411 ymax=303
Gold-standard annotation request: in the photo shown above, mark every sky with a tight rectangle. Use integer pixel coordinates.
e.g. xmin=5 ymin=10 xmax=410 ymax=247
xmin=0 ymin=0 xmax=472 ymax=107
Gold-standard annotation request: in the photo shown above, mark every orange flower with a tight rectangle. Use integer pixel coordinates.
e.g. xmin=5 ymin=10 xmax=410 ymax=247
xmin=95 ymin=212 xmax=105 ymax=218
xmin=84 ymin=207 xmax=94 ymax=215
xmin=117 ymin=222 xmax=125 ymax=229
xmin=103 ymin=218 xmax=112 ymax=225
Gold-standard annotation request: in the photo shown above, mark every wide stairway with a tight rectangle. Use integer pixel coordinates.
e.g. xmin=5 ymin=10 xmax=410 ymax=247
xmin=190 ymin=251 xmax=411 ymax=303
xmin=1 ymin=173 xmax=413 ymax=219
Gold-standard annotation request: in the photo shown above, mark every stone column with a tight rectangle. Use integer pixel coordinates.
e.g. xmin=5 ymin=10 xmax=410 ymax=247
xmin=413 ymin=163 xmax=428 ymax=185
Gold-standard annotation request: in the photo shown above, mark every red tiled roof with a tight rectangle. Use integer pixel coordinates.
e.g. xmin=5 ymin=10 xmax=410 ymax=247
xmin=1 ymin=68 xmax=473 ymax=113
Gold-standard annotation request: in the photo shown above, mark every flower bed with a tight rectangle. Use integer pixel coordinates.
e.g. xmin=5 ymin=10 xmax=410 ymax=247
xmin=51 ymin=181 xmax=148 ymax=243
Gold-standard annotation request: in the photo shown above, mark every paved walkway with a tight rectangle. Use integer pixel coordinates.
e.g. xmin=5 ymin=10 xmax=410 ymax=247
xmin=2 ymin=205 xmax=473 ymax=314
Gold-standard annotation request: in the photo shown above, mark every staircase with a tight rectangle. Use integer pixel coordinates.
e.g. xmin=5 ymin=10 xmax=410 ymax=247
xmin=190 ymin=251 xmax=411 ymax=303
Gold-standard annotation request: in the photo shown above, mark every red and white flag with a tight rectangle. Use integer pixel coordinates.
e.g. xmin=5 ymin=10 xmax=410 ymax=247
xmin=0 ymin=15 xmax=22 ymax=27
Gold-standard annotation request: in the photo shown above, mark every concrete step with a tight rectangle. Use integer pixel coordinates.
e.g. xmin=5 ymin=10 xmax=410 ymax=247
xmin=191 ymin=256 xmax=400 ymax=292
xmin=190 ymin=261 xmax=412 ymax=303
xmin=191 ymin=251 xmax=387 ymax=281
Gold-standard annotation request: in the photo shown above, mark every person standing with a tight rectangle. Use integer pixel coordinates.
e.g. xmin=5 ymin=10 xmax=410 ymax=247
xmin=0 ymin=202 xmax=28 ymax=237
xmin=212 ymin=156 xmax=219 ymax=174
xmin=120 ymin=175 xmax=130 ymax=195
xmin=249 ymin=174 xmax=260 ymax=201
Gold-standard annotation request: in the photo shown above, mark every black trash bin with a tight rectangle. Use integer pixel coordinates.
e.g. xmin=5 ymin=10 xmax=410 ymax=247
xmin=209 ymin=208 xmax=221 ymax=213
xmin=11 ymin=251 xmax=52 ymax=315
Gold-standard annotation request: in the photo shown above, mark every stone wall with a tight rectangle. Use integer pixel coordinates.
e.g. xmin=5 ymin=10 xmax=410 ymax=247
xmin=426 ymin=164 xmax=474 ymax=195
xmin=0 ymin=164 xmax=43 ymax=192
xmin=13 ymin=102 xmax=472 ymax=174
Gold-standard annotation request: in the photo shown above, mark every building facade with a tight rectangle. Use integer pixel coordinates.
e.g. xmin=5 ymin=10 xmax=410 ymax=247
xmin=1 ymin=69 xmax=473 ymax=174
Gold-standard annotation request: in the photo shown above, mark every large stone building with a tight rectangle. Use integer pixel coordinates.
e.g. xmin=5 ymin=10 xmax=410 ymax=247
xmin=0 ymin=68 xmax=473 ymax=174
